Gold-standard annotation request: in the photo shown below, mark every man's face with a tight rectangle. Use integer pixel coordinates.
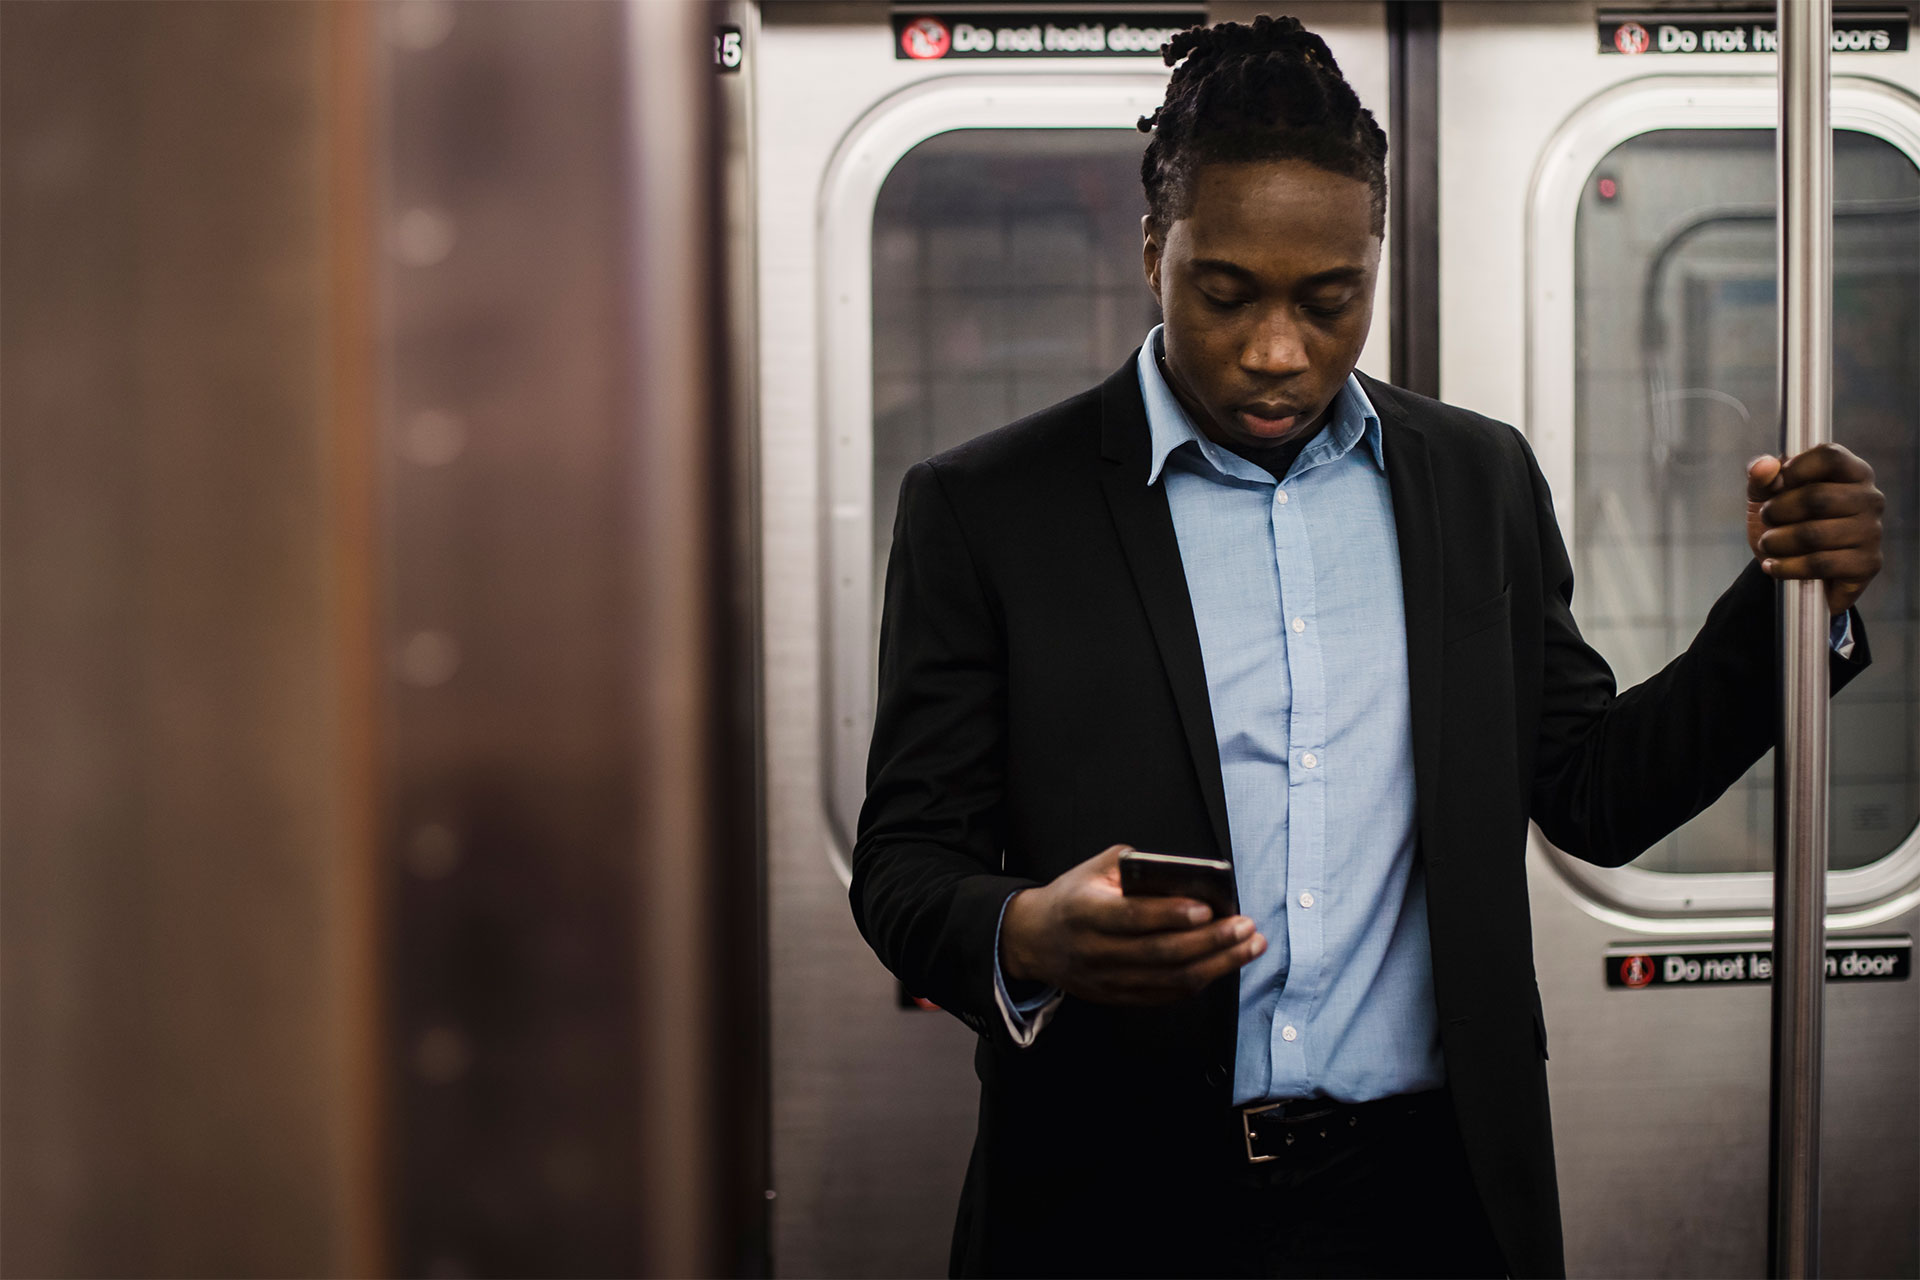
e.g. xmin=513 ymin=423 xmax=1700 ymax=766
xmin=1144 ymin=158 xmax=1380 ymax=449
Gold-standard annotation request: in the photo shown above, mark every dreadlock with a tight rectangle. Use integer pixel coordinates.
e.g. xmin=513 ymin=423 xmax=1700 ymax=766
xmin=1138 ymin=15 xmax=1389 ymax=236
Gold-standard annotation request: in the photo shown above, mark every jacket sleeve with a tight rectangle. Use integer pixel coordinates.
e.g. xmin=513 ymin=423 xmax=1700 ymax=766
xmin=1523 ymin=439 xmax=1870 ymax=867
xmin=850 ymin=460 xmax=1040 ymax=1041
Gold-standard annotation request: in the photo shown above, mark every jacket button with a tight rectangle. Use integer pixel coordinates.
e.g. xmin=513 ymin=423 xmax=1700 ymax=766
xmin=1203 ymin=1062 xmax=1230 ymax=1089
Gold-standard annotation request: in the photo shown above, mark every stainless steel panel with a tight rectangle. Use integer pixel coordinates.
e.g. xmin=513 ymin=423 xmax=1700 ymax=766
xmin=757 ymin=11 xmax=988 ymax=1274
xmin=1531 ymin=858 xmax=1918 ymax=1277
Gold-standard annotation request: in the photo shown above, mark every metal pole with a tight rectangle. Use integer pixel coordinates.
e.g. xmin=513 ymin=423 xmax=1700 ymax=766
xmin=1770 ymin=1 xmax=1833 ymax=1275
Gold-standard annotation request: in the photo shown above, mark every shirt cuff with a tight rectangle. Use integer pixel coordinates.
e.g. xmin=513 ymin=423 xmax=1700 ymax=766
xmin=992 ymin=890 xmax=1063 ymax=1047
xmin=1831 ymin=609 xmax=1856 ymax=661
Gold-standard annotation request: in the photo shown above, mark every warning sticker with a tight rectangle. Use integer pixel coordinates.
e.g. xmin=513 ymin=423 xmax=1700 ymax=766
xmin=1604 ymin=937 xmax=1911 ymax=988
xmin=1598 ymin=12 xmax=1909 ymax=55
xmin=891 ymin=10 xmax=1203 ymax=60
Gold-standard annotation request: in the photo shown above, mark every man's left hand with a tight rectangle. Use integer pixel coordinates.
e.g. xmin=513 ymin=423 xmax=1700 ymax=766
xmin=1747 ymin=445 xmax=1885 ymax=617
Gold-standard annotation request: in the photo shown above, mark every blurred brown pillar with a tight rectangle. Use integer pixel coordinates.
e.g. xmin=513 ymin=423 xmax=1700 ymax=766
xmin=0 ymin=3 xmax=383 ymax=1277
xmin=374 ymin=0 xmax=762 ymax=1273
xmin=4 ymin=2 xmax=762 ymax=1275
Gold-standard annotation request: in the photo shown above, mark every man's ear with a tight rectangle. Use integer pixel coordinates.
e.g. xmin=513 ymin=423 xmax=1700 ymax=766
xmin=1142 ymin=214 xmax=1163 ymax=306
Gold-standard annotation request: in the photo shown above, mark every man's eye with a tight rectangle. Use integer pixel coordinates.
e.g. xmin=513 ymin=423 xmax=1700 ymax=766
xmin=1200 ymin=292 xmax=1249 ymax=311
xmin=1303 ymin=301 xmax=1351 ymax=319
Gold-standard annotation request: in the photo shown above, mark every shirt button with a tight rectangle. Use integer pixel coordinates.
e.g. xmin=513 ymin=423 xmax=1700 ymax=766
xmin=1291 ymin=617 xmax=1305 ymax=633
xmin=1299 ymin=892 xmax=1315 ymax=909
xmin=1276 ymin=490 xmax=1289 ymax=505
xmin=1301 ymin=752 xmax=1318 ymax=769
xmin=1282 ymin=1025 xmax=1298 ymax=1042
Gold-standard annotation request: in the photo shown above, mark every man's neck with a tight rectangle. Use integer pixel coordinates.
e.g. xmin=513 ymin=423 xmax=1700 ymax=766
xmin=1216 ymin=425 xmax=1324 ymax=483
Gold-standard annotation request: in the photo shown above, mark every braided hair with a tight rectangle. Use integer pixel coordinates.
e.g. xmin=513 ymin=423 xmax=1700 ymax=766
xmin=1138 ymin=15 xmax=1389 ymax=236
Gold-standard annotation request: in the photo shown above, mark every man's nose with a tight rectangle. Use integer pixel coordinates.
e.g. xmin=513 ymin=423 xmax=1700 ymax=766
xmin=1240 ymin=310 xmax=1311 ymax=378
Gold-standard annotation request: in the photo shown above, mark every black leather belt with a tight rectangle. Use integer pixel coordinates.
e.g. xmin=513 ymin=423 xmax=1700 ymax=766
xmin=1239 ymin=1088 xmax=1447 ymax=1163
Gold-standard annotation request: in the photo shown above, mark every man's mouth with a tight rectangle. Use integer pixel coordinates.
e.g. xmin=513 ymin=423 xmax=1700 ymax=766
xmin=1235 ymin=404 xmax=1303 ymax=436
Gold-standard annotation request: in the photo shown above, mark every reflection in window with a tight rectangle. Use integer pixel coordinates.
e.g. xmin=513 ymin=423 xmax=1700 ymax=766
xmin=1575 ymin=129 xmax=1920 ymax=873
xmin=870 ymin=129 xmax=1161 ymax=575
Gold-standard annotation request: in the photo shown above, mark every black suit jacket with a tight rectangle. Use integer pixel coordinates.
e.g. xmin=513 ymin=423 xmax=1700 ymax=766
xmin=850 ymin=357 xmax=1866 ymax=1279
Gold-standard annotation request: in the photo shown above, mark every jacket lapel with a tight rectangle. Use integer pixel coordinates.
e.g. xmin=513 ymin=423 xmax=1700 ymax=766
xmin=1363 ymin=375 xmax=1447 ymax=865
xmin=1095 ymin=359 xmax=1234 ymax=863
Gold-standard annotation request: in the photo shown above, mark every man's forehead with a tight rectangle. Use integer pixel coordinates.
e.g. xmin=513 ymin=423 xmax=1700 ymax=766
xmin=1174 ymin=213 xmax=1378 ymax=285
xmin=1173 ymin=159 xmax=1378 ymax=254
xmin=1186 ymin=256 xmax=1372 ymax=290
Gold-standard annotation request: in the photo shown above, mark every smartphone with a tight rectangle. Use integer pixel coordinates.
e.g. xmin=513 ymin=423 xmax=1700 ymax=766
xmin=1118 ymin=850 xmax=1237 ymax=922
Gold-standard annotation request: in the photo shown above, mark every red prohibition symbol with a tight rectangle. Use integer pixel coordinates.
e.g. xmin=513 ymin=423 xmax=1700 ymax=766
xmin=1614 ymin=21 xmax=1651 ymax=55
xmin=1620 ymin=954 xmax=1656 ymax=988
xmin=900 ymin=16 xmax=952 ymax=60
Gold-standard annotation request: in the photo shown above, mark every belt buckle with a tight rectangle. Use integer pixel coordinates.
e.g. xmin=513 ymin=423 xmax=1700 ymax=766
xmin=1240 ymin=1098 xmax=1335 ymax=1163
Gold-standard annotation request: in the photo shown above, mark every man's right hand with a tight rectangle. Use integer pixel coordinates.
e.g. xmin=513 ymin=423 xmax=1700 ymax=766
xmin=999 ymin=845 xmax=1266 ymax=1005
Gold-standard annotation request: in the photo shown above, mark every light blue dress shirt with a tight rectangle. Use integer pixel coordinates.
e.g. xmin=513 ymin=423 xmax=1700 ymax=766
xmin=991 ymin=328 xmax=1442 ymax=1101
xmin=990 ymin=325 xmax=1852 ymax=1099
xmin=1138 ymin=327 xmax=1443 ymax=1106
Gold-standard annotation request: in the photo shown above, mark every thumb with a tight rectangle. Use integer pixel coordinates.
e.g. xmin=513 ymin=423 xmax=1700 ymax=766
xmin=1747 ymin=454 xmax=1784 ymax=504
xmin=1088 ymin=844 xmax=1132 ymax=886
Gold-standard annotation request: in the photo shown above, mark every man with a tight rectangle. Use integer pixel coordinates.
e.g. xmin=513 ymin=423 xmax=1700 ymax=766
xmin=851 ymin=15 xmax=1885 ymax=1278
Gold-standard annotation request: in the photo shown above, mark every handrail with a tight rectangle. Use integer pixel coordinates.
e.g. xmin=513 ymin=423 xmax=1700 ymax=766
xmin=1769 ymin=2 xmax=1833 ymax=1275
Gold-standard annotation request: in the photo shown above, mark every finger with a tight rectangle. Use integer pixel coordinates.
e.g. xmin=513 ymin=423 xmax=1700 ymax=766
xmin=1172 ymin=931 xmax=1267 ymax=989
xmin=1090 ymin=936 xmax=1267 ymax=1005
xmin=1084 ymin=916 xmax=1255 ymax=968
xmin=1107 ymin=932 xmax=1268 ymax=1001
xmin=1080 ymin=892 xmax=1215 ymax=935
xmin=1776 ymin=443 xmax=1873 ymax=489
xmin=1757 ymin=515 xmax=1879 ymax=559
xmin=1761 ymin=481 xmax=1887 ymax=526
xmin=1825 ymin=581 xmax=1868 ymax=617
xmin=1746 ymin=454 xmax=1784 ymax=504
xmin=1137 ymin=915 xmax=1255 ymax=965
xmin=1759 ymin=548 xmax=1883 ymax=584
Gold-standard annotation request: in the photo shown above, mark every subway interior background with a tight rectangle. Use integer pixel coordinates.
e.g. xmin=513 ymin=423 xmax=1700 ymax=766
xmin=8 ymin=2 xmax=1919 ymax=1277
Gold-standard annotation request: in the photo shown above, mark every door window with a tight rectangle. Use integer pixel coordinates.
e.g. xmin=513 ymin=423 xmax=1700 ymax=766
xmin=869 ymin=128 xmax=1160 ymax=577
xmin=1573 ymin=127 xmax=1919 ymax=875
xmin=821 ymin=81 xmax=1174 ymax=867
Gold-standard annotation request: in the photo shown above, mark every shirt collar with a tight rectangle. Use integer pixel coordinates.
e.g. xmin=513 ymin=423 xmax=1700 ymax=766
xmin=1137 ymin=324 xmax=1385 ymax=486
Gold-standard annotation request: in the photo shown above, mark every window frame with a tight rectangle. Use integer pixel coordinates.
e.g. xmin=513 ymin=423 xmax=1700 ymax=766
xmin=1526 ymin=74 xmax=1920 ymax=930
xmin=818 ymin=74 xmax=1171 ymax=881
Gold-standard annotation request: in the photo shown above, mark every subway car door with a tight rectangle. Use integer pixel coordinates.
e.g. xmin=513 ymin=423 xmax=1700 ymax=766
xmin=1434 ymin=4 xmax=1920 ymax=1275
xmin=750 ymin=5 xmax=1392 ymax=1274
